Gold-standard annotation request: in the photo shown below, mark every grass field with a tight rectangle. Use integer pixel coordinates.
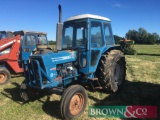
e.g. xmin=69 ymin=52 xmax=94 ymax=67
xmin=0 ymin=45 xmax=160 ymax=120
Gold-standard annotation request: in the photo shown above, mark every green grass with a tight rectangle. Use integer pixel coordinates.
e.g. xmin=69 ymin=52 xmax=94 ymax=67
xmin=0 ymin=45 xmax=160 ymax=120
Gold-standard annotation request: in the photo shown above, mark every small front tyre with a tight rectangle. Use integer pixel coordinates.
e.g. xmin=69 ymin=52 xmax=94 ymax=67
xmin=20 ymin=81 xmax=40 ymax=102
xmin=60 ymin=85 xmax=88 ymax=120
xmin=0 ymin=68 xmax=11 ymax=85
xmin=20 ymin=81 xmax=30 ymax=101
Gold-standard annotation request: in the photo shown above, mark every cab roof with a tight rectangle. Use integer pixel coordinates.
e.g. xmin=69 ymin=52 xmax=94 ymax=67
xmin=65 ymin=14 xmax=111 ymax=22
xmin=13 ymin=30 xmax=47 ymax=35
xmin=0 ymin=31 xmax=13 ymax=33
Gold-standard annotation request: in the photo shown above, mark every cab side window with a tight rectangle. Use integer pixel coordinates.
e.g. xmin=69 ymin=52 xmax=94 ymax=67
xmin=104 ymin=23 xmax=114 ymax=45
xmin=91 ymin=21 xmax=104 ymax=47
xmin=25 ymin=35 xmax=36 ymax=45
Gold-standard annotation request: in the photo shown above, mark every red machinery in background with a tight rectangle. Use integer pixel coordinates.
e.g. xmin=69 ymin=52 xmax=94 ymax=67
xmin=0 ymin=31 xmax=48 ymax=85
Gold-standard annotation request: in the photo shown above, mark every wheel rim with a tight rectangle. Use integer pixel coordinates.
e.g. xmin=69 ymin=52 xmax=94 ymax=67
xmin=69 ymin=93 xmax=84 ymax=115
xmin=114 ymin=63 xmax=122 ymax=85
xmin=0 ymin=73 xmax=6 ymax=83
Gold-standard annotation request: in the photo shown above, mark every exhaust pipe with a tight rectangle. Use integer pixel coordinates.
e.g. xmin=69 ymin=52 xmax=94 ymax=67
xmin=58 ymin=5 xmax=62 ymax=23
xmin=56 ymin=4 xmax=63 ymax=51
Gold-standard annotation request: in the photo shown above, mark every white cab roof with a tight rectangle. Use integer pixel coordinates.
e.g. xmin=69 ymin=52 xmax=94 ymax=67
xmin=65 ymin=14 xmax=111 ymax=22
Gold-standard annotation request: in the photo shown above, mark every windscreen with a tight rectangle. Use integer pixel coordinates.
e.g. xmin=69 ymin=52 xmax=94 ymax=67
xmin=62 ymin=21 xmax=87 ymax=49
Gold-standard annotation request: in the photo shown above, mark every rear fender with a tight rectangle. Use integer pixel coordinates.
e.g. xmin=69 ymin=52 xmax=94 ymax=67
xmin=103 ymin=46 xmax=123 ymax=54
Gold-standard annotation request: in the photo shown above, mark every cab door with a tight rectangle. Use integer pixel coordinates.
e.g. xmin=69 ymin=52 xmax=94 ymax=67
xmin=89 ymin=20 xmax=105 ymax=73
xmin=21 ymin=34 xmax=37 ymax=60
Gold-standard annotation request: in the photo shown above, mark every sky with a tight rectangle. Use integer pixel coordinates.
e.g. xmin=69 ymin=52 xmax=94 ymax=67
xmin=0 ymin=0 xmax=160 ymax=40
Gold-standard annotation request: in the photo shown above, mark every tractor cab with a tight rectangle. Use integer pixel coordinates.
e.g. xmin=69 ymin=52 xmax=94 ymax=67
xmin=13 ymin=30 xmax=48 ymax=60
xmin=61 ymin=14 xmax=115 ymax=74
xmin=0 ymin=31 xmax=14 ymax=40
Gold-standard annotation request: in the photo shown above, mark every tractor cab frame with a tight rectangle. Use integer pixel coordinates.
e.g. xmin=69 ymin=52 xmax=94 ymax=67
xmin=13 ymin=30 xmax=48 ymax=60
xmin=0 ymin=31 xmax=14 ymax=40
xmin=62 ymin=14 xmax=115 ymax=75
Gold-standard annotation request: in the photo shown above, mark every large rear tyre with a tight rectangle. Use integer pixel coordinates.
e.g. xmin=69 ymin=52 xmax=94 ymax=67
xmin=60 ymin=85 xmax=88 ymax=120
xmin=96 ymin=50 xmax=126 ymax=92
xmin=0 ymin=68 xmax=11 ymax=85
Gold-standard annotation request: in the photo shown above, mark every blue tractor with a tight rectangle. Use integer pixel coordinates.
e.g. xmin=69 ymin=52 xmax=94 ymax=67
xmin=20 ymin=5 xmax=126 ymax=120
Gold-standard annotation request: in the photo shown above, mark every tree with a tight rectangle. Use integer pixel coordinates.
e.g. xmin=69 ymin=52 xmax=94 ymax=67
xmin=125 ymin=28 xmax=160 ymax=44
xmin=114 ymin=35 xmax=122 ymax=44
xmin=152 ymin=32 xmax=159 ymax=41
xmin=146 ymin=33 xmax=155 ymax=44
xmin=49 ymin=41 xmax=56 ymax=45
xmin=125 ymin=30 xmax=139 ymax=43
xmin=144 ymin=33 xmax=159 ymax=44
xmin=138 ymin=28 xmax=148 ymax=44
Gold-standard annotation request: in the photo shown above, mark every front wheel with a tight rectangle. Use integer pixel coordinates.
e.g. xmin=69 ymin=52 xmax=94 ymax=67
xmin=0 ymin=68 xmax=11 ymax=85
xmin=60 ymin=85 xmax=88 ymax=120
xmin=20 ymin=81 xmax=29 ymax=101
xmin=20 ymin=81 xmax=40 ymax=102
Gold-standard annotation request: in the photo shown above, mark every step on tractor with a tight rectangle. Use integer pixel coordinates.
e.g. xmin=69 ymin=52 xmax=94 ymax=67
xmin=20 ymin=5 xmax=126 ymax=120
xmin=0 ymin=31 xmax=14 ymax=40
xmin=0 ymin=31 xmax=48 ymax=85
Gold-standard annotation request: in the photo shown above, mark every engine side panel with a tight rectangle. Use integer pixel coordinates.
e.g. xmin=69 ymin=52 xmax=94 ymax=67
xmin=25 ymin=50 xmax=77 ymax=89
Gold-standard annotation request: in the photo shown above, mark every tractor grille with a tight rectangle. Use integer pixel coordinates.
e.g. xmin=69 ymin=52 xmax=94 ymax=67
xmin=29 ymin=60 xmax=41 ymax=87
xmin=28 ymin=57 xmax=46 ymax=87
xmin=31 ymin=57 xmax=46 ymax=72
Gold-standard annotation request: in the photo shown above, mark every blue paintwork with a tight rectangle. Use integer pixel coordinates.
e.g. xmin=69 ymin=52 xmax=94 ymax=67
xmin=24 ymin=17 xmax=116 ymax=89
xmin=24 ymin=50 xmax=77 ymax=89
xmin=51 ymin=51 xmax=77 ymax=64
xmin=68 ymin=18 xmax=115 ymax=74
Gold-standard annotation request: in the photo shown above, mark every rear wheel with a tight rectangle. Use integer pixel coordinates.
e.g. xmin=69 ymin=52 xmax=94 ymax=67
xmin=60 ymin=85 xmax=88 ymax=120
xmin=0 ymin=68 xmax=11 ymax=85
xmin=96 ymin=50 xmax=126 ymax=92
